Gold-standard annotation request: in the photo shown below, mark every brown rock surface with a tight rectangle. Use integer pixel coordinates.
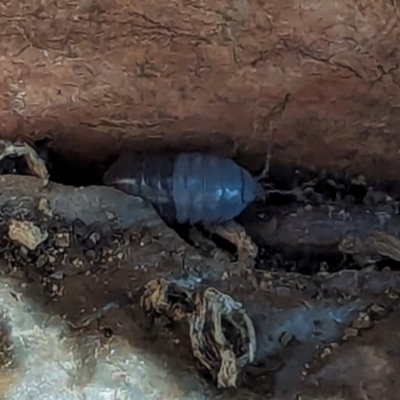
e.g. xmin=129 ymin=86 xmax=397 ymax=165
xmin=0 ymin=0 xmax=400 ymax=178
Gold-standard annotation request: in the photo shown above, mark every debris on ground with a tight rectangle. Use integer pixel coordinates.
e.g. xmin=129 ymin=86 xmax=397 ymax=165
xmin=1 ymin=141 xmax=400 ymax=399
xmin=7 ymin=219 xmax=48 ymax=251
xmin=204 ymin=221 xmax=258 ymax=273
xmin=0 ymin=139 xmax=49 ymax=186
xmin=239 ymin=164 xmax=400 ymax=273
xmin=338 ymin=231 xmax=400 ymax=266
xmin=141 ymin=278 xmax=256 ymax=388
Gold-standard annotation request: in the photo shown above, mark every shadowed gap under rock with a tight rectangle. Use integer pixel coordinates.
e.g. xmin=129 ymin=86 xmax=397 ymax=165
xmin=3 ymin=139 xmax=400 ymax=276
xmin=25 ymin=140 xmax=400 ymax=275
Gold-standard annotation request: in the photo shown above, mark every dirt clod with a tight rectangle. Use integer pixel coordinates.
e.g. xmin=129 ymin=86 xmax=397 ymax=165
xmin=7 ymin=220 xmax=48 ymax=251
xmin=54 ymin=232 xmax=70 ymax=248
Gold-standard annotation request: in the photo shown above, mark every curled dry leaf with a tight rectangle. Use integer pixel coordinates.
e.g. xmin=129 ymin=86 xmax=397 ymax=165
xmin=205 ymin=220 xmax=258 ymax=271
xmin=0 ymin=140 xmax=49 ymax=186
xmin=7 ymin=220 xmax=48 ymax=251
xmin=141 ymin=278 xmax=256 ymax=388
xmin=140 ymin=278 xmax=194 ymax=322
xmin=189 ymin=287 xmax=256 ymax=388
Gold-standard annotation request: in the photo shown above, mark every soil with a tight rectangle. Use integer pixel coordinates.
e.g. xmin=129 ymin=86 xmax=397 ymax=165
xmin=1 ymin=149 xmax=400 ymax=399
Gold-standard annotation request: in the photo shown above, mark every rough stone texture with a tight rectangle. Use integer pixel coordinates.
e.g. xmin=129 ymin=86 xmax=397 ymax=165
xmin=1 ymin=174 xmax=400 ymax=399
xmin=0 ymin=0 xmax=400 ymax=178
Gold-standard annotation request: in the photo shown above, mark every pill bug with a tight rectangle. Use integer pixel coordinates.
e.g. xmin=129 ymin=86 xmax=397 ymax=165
xmin=103 ymin=152 xmax=259 ymax=225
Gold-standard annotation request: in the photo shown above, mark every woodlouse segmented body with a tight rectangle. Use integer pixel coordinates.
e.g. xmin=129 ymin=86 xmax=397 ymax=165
xmin=103 ymin=152 xmax=258 ymax=224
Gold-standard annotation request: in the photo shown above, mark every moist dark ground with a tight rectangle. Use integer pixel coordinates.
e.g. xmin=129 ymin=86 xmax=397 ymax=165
xmin=1 ymin=149 xmax=400 ymax=399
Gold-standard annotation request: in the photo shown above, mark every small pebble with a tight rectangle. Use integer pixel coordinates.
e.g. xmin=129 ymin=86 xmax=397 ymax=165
xmin=342 ymin=327 xmax=358 ymax=340
xmin=55 ymin=232 xmax=70 ymax=248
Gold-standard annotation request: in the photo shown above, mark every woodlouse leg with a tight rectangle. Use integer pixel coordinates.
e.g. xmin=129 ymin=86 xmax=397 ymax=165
xmin=188 ymin=226 xmax=217 ymax=252
xmin=203 ymin=220 xmax=258 ymax=272
xmin=188 ymin=226 xmax=233 ymax=265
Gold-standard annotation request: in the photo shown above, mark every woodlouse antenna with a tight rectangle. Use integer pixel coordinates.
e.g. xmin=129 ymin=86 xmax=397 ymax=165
xmin=256 ymin=143 xmax=272 ymax=183
xmin=254 ymin=92 xmax=291 ymax=183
